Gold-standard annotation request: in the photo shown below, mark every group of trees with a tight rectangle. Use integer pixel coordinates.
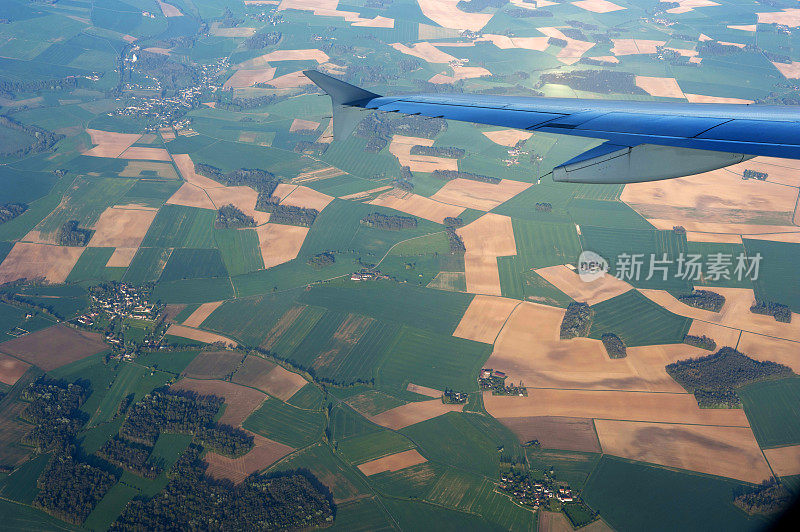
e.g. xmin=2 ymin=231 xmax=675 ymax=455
xmin=307 ymin=252 xmax=336 ymax=270
xmin=409 ymin=145 xmax=465 ymax=158
xmin=683 ymin=334 xmax=717 ymax=351
xmin=456 ymin=0 xmax=506 ymax=12
xmin=0 ymin=202 xmax=27 ymax=224
xmin=697 ymin=41 xmax=747 ymax=56
xmin=560 ymin=302 xmax=594 ymax=339
xmin=547 ymin=37 xmax=568 ymax=48
xmin=678 ymin=289 xmax=726 ymax=312
xmin=111 ymin=446 xmax=333 ymax=530
xmin=0 ymin=115 xmax=64 ymax=158
xmin=20 ymin=378 xmax=90 ymax=452
xmin=355 ymin=113 xmax=448 ymax=147
xmin=743 ymin=169 xmax=769 ymax=180
xmin=444 ymin=217 xmax=466 ymax=254
xmin=666 ymin=347 xmax=794 ymax=408
xmin=432 ymin=169 xmax=501 ymax=184
xmin=57 ymin=220 xmax=92 ymax=246
xmin=243 ymin=31 xmax=282 ymax=49
xmin=538 ymin=70 xmax=646 ymax=95
xmin=96 ymin=435 xmax=163 ymax=479
xmin=35 ymin=453 xmax=117 ymax=525
xmin=601 ymin=333 xmax=626 ymax=359
xmin=507 ymin=7 xmax=553 ymax=17
xmin=216 ymin=204 xmax=256 ymax=228
xmin=733 ymin=480 xmax=793 ymax=516
xmin=120 ymin=388 xmax=253 ymax=457
xmin=256 ymin=198 xmax=319 ymax=227
xmin=130 ymin=51 xmax=200 ymax=91
xmin=294 ymin=140 xmax=328 ymax=155
xmin=0 ymin=76 xmax=78 ymax=99
xmin=535 ymin=202 xmax=552 ymax=212
xmin=360 ymin=212 xmax=418 ymax=230
xmin=751 ymin=300 xmax=792 ymax=323
xmin=195 ymin=164 xmax=280 ymax=196
xmin=214 ymin=92 xmax=283 ymax=111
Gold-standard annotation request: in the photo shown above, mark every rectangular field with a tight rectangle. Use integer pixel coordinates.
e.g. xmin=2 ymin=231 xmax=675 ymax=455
xmin=740 ymin=377 xmax=800 ymax=448
xmin=589 ymin=290 xmax=692 ymax=346
xmin=242 ymin=396 xmax=325 ymax=447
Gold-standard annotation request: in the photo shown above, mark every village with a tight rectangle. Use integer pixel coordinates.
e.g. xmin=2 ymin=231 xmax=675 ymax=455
xmin=479 ymin=368 xmax=528 ymax=396
xmin=498 ymin=465 xmax=579 ymax=511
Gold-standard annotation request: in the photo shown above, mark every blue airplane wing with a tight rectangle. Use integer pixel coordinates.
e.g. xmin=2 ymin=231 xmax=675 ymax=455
xmin=303 ymin=70 xmax=800 ymax=183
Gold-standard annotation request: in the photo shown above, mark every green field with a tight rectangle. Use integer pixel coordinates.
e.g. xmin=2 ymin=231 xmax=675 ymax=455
xmin=328 ymin=499 xmax=394 ymax=532
xmin=589 ymin=290 xmax=692 ymax=347
xmin=86 ymin=362 xmax=171 ymax=427
xmin=199 ymin=290 xmax=301 ymax=347
xmin=140 ymin=205 xmax=215 ymax=248
xmin=338 ymin=429 xmax=416 ymax=465
xmin=376 ymin=325 xmax=491 ymax=393
xmin=286 ymin=383 xmax=324 ymax=410
xmin=243 ymin=396 xmax=325 ymax=447
xmin=0 ymin=452 xmax=51 ymax=504
xmin=744 ymin=239 xmax=800 ymax=313
xmin=513 ymin=220 xmax=583 ymax=270
xmin=299 ymin=281 xmax=474 ymax=335
xmin=583 ymin=456 xmax=766 ymax=532
xmin=213 ymin=227 xmax=264 ymax=277
xmin=123 ymin=247 xmax=172 ymax=284
xmin=134 ymin=350 xmax=200 ymax=375
xmin=83 ymin=482 xmax=138 ymax=532
xmin=739 ymin=377 xmax=800 ymax=448
xmin=329 ymin=403 xmax=381 ymax=441
xmin=159 ymin=248 xmax=228 ymax=281
xmin=526 ymin=449 xmax=601 ymax=490
xmin=0 ymin=499 xmax=77 ymax=531
xmin=273 ymin=443 xmax=371 ymax=503
xmin=66 ymin=247 xmax=123 ymax=282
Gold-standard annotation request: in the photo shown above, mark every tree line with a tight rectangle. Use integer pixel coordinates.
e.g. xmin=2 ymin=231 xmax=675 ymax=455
xmin=444 ymin=217 xmax=466 ymax=254
xmin=195 ymin=163 xmax=280 ymax=196
xmin=751 ymin=300 xmax=792 ymax=323
xmin=0 ymin=115 xmax=64 ymax=159
xmin=0 ymin=202 xmax=27 ymax=224
xmin=57 ymin=220 xmax=92 ymax=246
xmin=216 ymin=204 xmax=256 ymax=229
xmin=601 ymin=333 xmax=626 ymax=358
xmin=244 ymin=31 xmax=282 ymax=49
xmin=538 ymin=70 xmax=646 ymax=95
xmin=409 ymin=145 xmax=465 ymax=158
xmin=360 ymin=212 xmax=418 ymax=230
xmin=432 ymin=169 xmax=501 ymax=184
xmin=678 ymin=289 xmax=725 ymax=312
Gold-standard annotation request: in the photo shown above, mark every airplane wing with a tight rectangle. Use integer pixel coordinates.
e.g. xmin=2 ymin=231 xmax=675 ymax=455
xmin=303 ymin=70 xmax=800 ymax=184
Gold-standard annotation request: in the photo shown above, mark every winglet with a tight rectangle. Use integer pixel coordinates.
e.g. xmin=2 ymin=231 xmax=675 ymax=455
xmin=303 ymin=70 xmax=381 ymax=140
xmin=303 ymin=70 xmax=380 ymax=106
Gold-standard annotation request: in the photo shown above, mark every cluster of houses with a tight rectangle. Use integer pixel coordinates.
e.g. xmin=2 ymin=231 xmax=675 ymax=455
xmin=350 ymin=270 xmax=389 ymax=282
xmin=479 ymin=369 xmax=528 ymax=396
xmin=498 ymin=469 xmax=576 ymax=510
xmin=442 ymin=389 xmax=469 ymax=404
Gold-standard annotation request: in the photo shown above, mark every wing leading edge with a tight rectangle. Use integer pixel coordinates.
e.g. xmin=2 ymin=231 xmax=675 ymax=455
xmin=303 ymin=70 xmax=800 ymax=184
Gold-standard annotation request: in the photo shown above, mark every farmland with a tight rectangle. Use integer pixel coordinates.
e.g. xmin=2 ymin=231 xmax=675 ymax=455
xmin=0 ymin=0 xmax=799 ymax=528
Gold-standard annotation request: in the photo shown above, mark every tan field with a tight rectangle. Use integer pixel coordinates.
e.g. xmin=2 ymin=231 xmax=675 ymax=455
xmin=119 ymin=161 xmax=179 ymax=178
xmin=477 ymin=34 xmax=549 ymax=52
xmin=357 ymin=449 xmax=428 ymax=476
xmin=428 ymin=73 xmax=458 ymax=84
xmin=87 ymin=206 xmax=158 ymax=248
xmin=416 ymin=0 xmax=493 ymax=31
xmin=537 ymin=27 xmax=596 ymax=64
xmin=535 ymin=265 xmax=632 ymax=305
xmin=238 ymin=49 xmax=329 ymax=68
xmin=638 ymin=288 xmax=800 ymax=342
xmin=0 ymin=325 xmax=107 ymax=371
xmin=166 ymin=324 xmax=237 ymax=347
xmin=572 ymin=0 xmax=625 ymax=12
xmin=745 ymin=233 xmax=800 ymax=245
xmin=453 ymin=295 xmax=520 ymax=344
xmin=737 ymin=333 xmax=800 ymax=372
xmin=611 ymin=39 xmax=666 ymax=55
xmin=352 ymin=15 xmax=394 ymax=28
xmin=757 ymin=8 xmax=800 ymax=27
xmin=260 ymin=306 xmax=306 ymax=350
xmin=209 ymin=23 xmax=256 ymax=37
xmin=207 ymin=185 xmax=269 ymax=224
xmin=648 ymin=219 xmax=799 ymax=239
xmin=764 ymin=445 xmax=800 ymax=477
xmin=451 ymin=65 xmax=492 ymax=79
xmin=595 ymin=419 xmax=771 ymax=483
xmin=621 ymin=165 xmax=797 ymax=223
xmin=667 ymin=0 xmax=720 ymax=14
xmin=388 ymin=135 xmax=459 ymax=173
xmin=339 ymin=186 xmax=393 ymax=201
xmin=267 ymin=71 xmax=312 ymax=88
xmin=249 ymin=363 xmax=308 ymax=401
xmin=293 ymin=166 xmax=346 ymax=183
xmin=172 ymin=153 xmax=224 ymax=189
xmin=369 ymin=188 xmax=464 ymax=224
xmin=497 ymin=416 xmax=601 ymax=452
xmin=271 ymin=184 xmax=300 ymax=203
xmin=772 ymin=61 xmax=800 ymax=79
xmin=457 ymin=214 xmax=516 ymax=296
xmin=687 ymin=320 xmax=741 ymax=349
xmin=172 ymin=378 xmax=266 ymax=426
xmin=684 ymin=94 xmax=753 ymax=104
xmin=685 ymin=232 xmax=743 ymax=243
xmin=635 ymin=76 xmax=685 ymax=98
xmin=120 ymin=146 xmax=171 ymax=161
xmin=144 ymin=47 xmax=171 ymax=55
xmin=588 ymin=55 xmax=619 ymax=63
xmin=538 ymin=511 xmax=573 ymax=532
xmin=223 ymin=67 xmax=277 ymax=89
xmin=289 ymin=118 xmax=321 ymax=132
xmin=83 ymin=129 xmax=140 ymax=158
xmin=255 ymin=223 xmax=309 ymax=269
xmin=159 ymin=127 xmax=176 ymax=141
xmin=158 ymin=1 xmax=183 ymax=16
xmin=279 ymin=185 xmax=333 ymax=211
xmin=369 ymin=399 xmax=464 ymax=430
xmin=165 ymin=183 xmax=216 ymax=210
xmin=407 ymin=383 xmax=443 ymax=398
xmin=205 ymin=433 xmax=293 ymax=484
xmin=106 ymin=247 xmax=138 ymax=268
xmin=0 ymin=243 xmax=85 ymax=284
xmin=484 ymin=389 xmax=751 ymax=426
xmin=183 ymin=301 xmax=225 ymax=328
xmin=429 ymin=178 xmax=530 ymax=211
xmin=0 ymin=353 xmax=30 ymax=386
xmin=487 ymin=302 xmax=693 ymax=392
xmin=481 ymin=129 xmax=533 ymax=147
